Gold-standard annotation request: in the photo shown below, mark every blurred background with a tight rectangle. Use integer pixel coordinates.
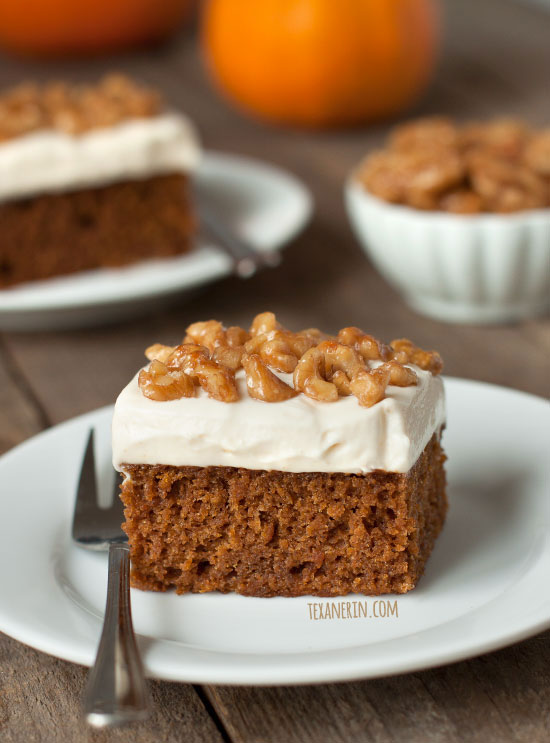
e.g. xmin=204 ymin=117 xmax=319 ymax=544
xmin=0 ymin=0 xmax=548 ymax=436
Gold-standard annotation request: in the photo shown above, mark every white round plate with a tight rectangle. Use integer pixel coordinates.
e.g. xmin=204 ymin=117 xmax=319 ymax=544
xmin=0 ymin=378 xmax=548 ymax=685
xmin=0 ymin=152 xmax=312 ymax=331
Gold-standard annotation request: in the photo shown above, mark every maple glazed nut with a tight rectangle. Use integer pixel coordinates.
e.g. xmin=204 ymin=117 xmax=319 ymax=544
xmin=242 ymin=353 xmax=298 ymax=402
xmin=138 ymin=360 xmax=195 ymax=402
xmin=249 ymin=311 xmax=279 ymax=336
xmin=389 ymin=339 xmax=443 ymax=375
xmin=137 ymin=313 xmax=440 ymax=407
xmin=145 ymin=343 xmax=176 ymax=363
xmin=245 ymin=329 xmax=318 ymax=373
xmin=140 ymin=342 xmax=239 ymax=403
xmin=358 ymin=116 xmax=550 ymax=213
xmin=390 ymin=116 xmax=459 ymax=151
xmin=337 ymin=327 xmax=391 ymax=361
xmin=524 ymin=130 xmax=550 ymax=176
xmin=0 ymin=74 xmax=161 ymax=141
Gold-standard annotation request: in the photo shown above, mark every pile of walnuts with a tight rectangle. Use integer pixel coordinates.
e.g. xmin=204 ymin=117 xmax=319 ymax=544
xmin=359 ymin=116 xmax=550 ymax=213
xmin=138 ymin=312 xmax=443 ymax=407
xmin=0 ymin=74 xmax=161 ymax=141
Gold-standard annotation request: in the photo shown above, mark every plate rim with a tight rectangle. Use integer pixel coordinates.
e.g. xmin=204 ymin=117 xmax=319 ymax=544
xmin=0 ymin=376 xmax=549 ymax=685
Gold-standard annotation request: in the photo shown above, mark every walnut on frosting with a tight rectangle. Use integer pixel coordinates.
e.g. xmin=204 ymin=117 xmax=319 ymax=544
xmin=0 ymin=74 xmax=161 ymax=142
xmin=138 ymin=313 xmax=443 ymax=407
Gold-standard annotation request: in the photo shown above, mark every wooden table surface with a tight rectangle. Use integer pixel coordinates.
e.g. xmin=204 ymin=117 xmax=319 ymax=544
xmin=1 ymin=0 xmax=549 ymax=740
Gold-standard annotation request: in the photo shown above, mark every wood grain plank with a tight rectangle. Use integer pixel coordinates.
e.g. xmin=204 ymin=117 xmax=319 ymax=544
xmin=205 ymin=630 xmax=550 ymax=743
xmin=0 ymin=338 xmax=48 ymax=453
xmin=0 ymin=635 xmax=226 ymax=743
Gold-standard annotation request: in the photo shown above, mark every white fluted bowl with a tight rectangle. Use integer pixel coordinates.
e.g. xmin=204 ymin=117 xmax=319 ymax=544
xmin=345 ymin=177 xmax=550 ymax=324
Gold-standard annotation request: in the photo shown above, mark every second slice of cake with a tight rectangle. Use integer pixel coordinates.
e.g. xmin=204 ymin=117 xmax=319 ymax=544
xmin=0 ymin=74 xmax=200 ymax=288
xmin=112 ymin=313 xmax=447 ymax=597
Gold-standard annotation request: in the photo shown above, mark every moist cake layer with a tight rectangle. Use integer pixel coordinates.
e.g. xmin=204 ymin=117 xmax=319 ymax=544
xmin=120 ymin=434 xmax=447 ymax=597
xmin=113 ymin=364 xmax=445 ymax=474
xmin=0 ymin=113 xmax=200 ymax=203
xmin=0 ymin=174 xmax=194 ymax=288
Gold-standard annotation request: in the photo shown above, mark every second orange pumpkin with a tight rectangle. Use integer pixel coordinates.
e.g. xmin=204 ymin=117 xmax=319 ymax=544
xmin=0 ymin=0 xmax=193 ymax=56
xmin=202 ymin=0 xmax=440 ymax=128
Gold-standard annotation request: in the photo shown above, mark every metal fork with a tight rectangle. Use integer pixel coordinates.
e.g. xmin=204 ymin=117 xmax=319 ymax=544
xmin=72 ymin=429 xmax=151 ymax=728
xmin=198 ymin=202 xmax=282 ymax=279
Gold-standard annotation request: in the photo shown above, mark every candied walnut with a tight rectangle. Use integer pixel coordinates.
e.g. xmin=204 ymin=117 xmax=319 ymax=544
xmin=524 ymin=130 xmax=550 ymax=178
xmin=249 ymin=311 xmax=280 ymax=336
xmin=331 ymin=370 xmax=352 ymax=396
xmin=460 ymin=118 xmax=530 ymax=160
xmin=390 ymin=339 xmax=443 ymax=375
xmin=242 ymin=354 xmax=298 ymax=402
xmin=0 ymin=82 xmax=43 ymax=140
xmin=95 ymin=73 xmax=161 ymax=120
xmin=349 ymin=366 xmax=389 ymax=407
xmin=439 ymin=189 xmax=484 ymax=214
xmin=390 ymin=117 xmax=459 ymax=151
xmin=349 ymin=361 xmax=416 ymax=408
xmin=337 ymin=327 xmax=391 ymax=361
xmin=299 ymin=327 xmax=333 ymax=344
xmin=258 ymin=333 xmax=298 ymax=373
xmin=358 ymin=116 xmax=549 ymax=214
xmin=184 ymin=322 xmax=249 ymax=370
xmin=360 ymin=148 xmax=465 ymax=205
xmin=405 ymin=149 xmax=465 ymax=197
xmin=294 ymin=348 xmax=337 ymax=402
xmin=164 ymin=344 xmax=208 ymax=373
xmin=212 ymin=345 xmax=245 ymax=371
xmin=385 ymin=360 xmax=418 ymax=387
xmin=139 ymin=315 xmax=442 ymax=405
xmin=164 ymin=344 xmax=239 ymax=402
xmin=138 ymin=360 xmax=195 ymax=402
xmin=245 ymin=329 xmax=317 ymax=373
xmin=194 ymin=358 xmax=239 ymax=403
xmin=226 ymin=326 xmax=250 ymax=347
xmin=358 ymin=150 xmax=408 ymax=203
xmin=467 ymin=152 xmax=547 ymax=212
xmin=294 ymin=341 xmax=365 ymax=402
xmin=245 ymin=331 xmax=296 ymax=372
xmin=0 ymin=74 xmax=161 ymax=140
xmin=406 ymin=188 xmax=441 ymax=211
xmin=320 ymin=341 xmax=365 ymax=379
xmin=145 ymin=343 xmax=176 ymax=363
xmin=184 ymin=320 xmax=226 ymax=351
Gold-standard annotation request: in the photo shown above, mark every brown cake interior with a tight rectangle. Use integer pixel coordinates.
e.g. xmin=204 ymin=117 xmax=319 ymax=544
xmin=120 ymin=433 xmax=447 ymax=597
xmin=0 ymin=173 xmax=194 ymax=288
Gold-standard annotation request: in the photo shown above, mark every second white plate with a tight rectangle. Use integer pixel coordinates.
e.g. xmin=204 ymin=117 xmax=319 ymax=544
xmin=0 ymin=152 xmax=312 ymax=331
xmin=0 ymin=378 xmax=548 ymax=685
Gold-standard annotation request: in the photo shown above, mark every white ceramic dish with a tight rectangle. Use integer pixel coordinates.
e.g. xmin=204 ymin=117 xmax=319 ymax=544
xmin=0 ymin=152 xmax=312 ymax=332
xmin=345 ymin=177 xmax=550 ymax=324
xmin=0 ymin=378 xmax=548 ymax=686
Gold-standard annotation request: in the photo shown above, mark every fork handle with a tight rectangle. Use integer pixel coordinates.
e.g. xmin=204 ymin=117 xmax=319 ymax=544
xmin=83 ymin=542 xmax=151 ymax=727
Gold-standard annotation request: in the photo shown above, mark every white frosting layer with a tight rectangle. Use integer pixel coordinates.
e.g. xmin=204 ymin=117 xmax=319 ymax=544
xmin=112 ymin=365 xmax=445 ymax=474
xmin=0 ymin=113 xmax=201 ymax=202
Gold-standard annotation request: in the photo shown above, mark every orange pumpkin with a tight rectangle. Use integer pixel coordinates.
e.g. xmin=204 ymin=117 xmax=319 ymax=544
xmin=0 ymin=0 xmax=193 ymax=56
xmin=202 ymin=0 xmax=440 ymax=128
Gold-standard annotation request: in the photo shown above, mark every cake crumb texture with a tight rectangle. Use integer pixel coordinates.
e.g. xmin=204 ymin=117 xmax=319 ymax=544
xmin=0 ymin=173 xmax=194 ymax=287
xmin=120 ymin=435 xmax=447 ymax=597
